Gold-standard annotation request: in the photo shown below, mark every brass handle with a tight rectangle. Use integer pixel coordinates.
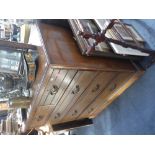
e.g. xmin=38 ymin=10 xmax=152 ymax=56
xmin=92 ymin=84 xmax=100 ymax=92
xmin=36 ymin=115 xmax=44 ymax=122
xmin=72 ymin=85 xmax=80 ymax=94
xmin=72 ymin=110 xmax=78 ymax=116
xmin=54 ymin=113 xmax=60 ymax=119
xmin=50 ymin=85 xmax=59 ymax=95
xmin=88 ymin=108 xmax=94 ymax=114
xmin=110 ymin=83 xmax=117 ymax=91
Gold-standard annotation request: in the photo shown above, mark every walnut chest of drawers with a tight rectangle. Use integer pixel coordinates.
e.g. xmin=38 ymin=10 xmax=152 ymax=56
xmin=23 ymin=22 xmax=144 ymax=131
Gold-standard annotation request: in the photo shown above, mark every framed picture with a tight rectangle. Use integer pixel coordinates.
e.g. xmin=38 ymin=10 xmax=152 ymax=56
xmin=114 ymin=23 xmax=144 ymax=42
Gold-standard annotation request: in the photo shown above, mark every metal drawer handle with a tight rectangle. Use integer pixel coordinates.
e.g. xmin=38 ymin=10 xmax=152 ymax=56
xmin=54 ymin=113 xmax=60 ymax=119
xmin=36 ymin=115 xmax=44 ymax=122
xmin=88 ymin=108 xmax=94 ymax=114
xmin=50 ymin=85 xmax=59 ymax=95
xmin=92 ymin=84 xmax=100 ymax=93
xmin=72 ymin=110 xmax=78 ymax=116
xmin=110 ymin=83 xmax=117 ymax=91
xmin=72 ymin=85 xmax=80 ymax=94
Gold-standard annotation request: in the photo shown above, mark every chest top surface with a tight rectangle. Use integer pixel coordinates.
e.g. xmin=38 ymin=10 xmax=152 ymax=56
xmin=37 ymin=22 xmax=136 ymax=72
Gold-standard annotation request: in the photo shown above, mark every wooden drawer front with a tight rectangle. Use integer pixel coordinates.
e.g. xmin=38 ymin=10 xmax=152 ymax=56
xmin=39 ymin=69 xmax=77 ymax=106
xmin=50 ymin=70 xmax=98 ymax=124
xmin=49 ymin=70 xmax=82 ymax=123
xmin=49 ymin=70 xmax=77 ymax=106
xmin=30 ymin=105 xmax=53 ymax=128
xmin=28 ymin=67 xmax=53 ymax=119
xmin=39 ymin=69 xmax=60 ymax=105
xmin=43 ymin=69 xmax=68 ymax=106
xmin=78 ymin=72 xmax=134 ymax=119
xmin=61 ymin=71 xmax=117 ymax=123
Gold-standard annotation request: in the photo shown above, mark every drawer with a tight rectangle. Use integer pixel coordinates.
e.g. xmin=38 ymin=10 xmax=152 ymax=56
xmin=49 ymin=70 xmax=77 ymax=106
xmin=39 ymin=69 xmax=60 ymax=105
xmin=50 ymin=70 xmax=98 ymax=124
xmin=78 ymin=72 xmax=134 ymax=119
xmin=44 ymin=69 xmax=68 ymax=106
xmin=39 ymin=69 xmax=77 ymax=106
xmin=61 ymin=71 xmax=117 ymax=123
xmin=49 ymin=70 xmax=82 ymax=124
xmin=32 ymin=67 xmax=53 ymax=107
xmin=30 ymin=105 xmax=53 ymax=128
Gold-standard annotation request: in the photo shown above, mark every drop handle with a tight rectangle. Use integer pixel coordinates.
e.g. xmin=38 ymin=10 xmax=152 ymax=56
xmin=72 ymin=110 xmax=78 ymax=116
xmin=88 ymin=108 xmax=94 ymax=114
xmin=50 ymin=85 xmax=59 ymax=95
xmin=54 ymin=113 xmax=61 ymax=119
xmin=92 ymin=84 xmax=100 ymax=92
xmin=36 ymin=115 xmax=44 ymax=121
xmin=72 ymin=85 xmax=80 ymax=94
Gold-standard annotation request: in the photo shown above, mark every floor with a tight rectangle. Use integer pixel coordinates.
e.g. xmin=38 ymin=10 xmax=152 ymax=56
xmin=71 ymin=19 xmax=155 ymax=135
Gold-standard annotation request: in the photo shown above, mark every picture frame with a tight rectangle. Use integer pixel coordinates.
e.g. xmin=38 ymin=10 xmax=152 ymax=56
xmin=114 ymin=23 xmax=144 ymax=42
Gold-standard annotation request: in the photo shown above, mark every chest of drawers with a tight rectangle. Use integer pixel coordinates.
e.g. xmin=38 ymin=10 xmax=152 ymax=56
xmin=23 ymin=22 xmax=144 ymax=131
